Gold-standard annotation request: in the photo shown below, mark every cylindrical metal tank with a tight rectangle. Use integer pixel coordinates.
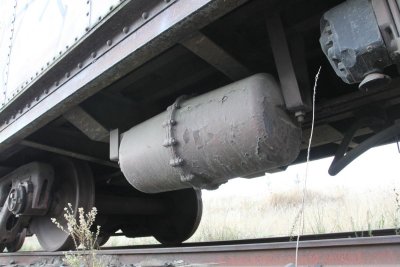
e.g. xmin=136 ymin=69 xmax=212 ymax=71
xmin=119 ymin=74 xmax=301 ymax=193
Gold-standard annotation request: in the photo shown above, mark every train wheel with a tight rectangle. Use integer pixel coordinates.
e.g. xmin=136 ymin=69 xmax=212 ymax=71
xmin=96 ymin=234 xmax=110 ymax=247
xmin=6 ymin=229 xmax=26 ymax=252
xmin=149 ymin=188 xmax=202 ymax=245
xmin=30 ymin=158 xmax=95 ymax=251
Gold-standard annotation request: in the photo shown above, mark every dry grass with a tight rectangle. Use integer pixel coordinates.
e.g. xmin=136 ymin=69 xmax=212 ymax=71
xmin=51 ymin=205 xmax=106 ymax=267
xmin=187 ymin=186 xmax=400 ymax=242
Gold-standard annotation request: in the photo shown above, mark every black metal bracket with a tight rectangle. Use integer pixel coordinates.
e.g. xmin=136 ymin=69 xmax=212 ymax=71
xmin=329 ymin=117 xmax=400 ymax=175
xmin=109 ymin=128 xmax=120 ymax=162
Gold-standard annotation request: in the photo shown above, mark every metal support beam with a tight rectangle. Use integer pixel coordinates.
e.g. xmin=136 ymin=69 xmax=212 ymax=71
xmin=143 ymin=66 xmax=216 ymax=102
xmin=0 ymin=145 xmax=24 ymax=162
xmin=301 ymin=124 xmax=365 ymax=149
xmin=20 ymin=140 xmax=117 ymax=168
xmin=181 ymin=31 xmax=251 ymax=81
xmin=63 ymin=106 xmax=109 ymax=142
xmin=311 ymin=77 xmax=400 ymax=126
xmin=266 ymin=14 xmax=309 ymax=113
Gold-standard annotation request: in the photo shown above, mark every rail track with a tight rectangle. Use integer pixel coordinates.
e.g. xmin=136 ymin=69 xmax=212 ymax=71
xmin=0 ymin=230 xmax=399 ymax=266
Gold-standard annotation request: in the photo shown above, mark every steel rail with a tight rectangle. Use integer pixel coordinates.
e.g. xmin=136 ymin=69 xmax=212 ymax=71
xmin=1 ymin=235 xmax=400 ymax=266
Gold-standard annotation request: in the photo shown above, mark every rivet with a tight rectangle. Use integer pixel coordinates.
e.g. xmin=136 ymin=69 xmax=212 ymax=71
xmin=30 ymin=77 xmax=33 ymax=80
xmin=36 ymin=72 xmax=38 ymax=76
xmin=59 ymin=51 xmax=62 ymax=55
xmin=66 ymin=45 xmax=69 ymax=49
xmin=162 ymin=119 xmax=176 ymax=127
xmin=181 ymin=174 xmax=194 ymax=182
xmin=165 ymin=0 xmax=171 ymax=3
xmin=75 ymin=37 xmax=78 ymax=41
xmin=44 ymin=88 xmax=49 ymax=94
xmin=47 ymin=62 xmax=50 ymax=66
xmin=86 ymin=12 xmax=89 ymax=16
xmin=98 ymin=16 xmax=102 ymax=21
xmin=169 ymin=157 xmax=183 ymax=167
xmin=27 ymin=103 xmax=31 ymax=108
xmin=78 ymin=63 xmax=83 ymax=68
xmin=85 ymin=27 xmax=89 ymax=32
xmin=86 ymin=0 xmax=89 ymax=4
xmin=41 ymin=67 xmax=44 ymax=71
xmin=163 ymin=138 xmax=175 ymax=147
xmin=142 ymin=12 xmax=149 ymax=19
xmin=107 ymin=40 xmax=112 ymax=46
xmin=109 ymin=5 xmax=113 ymax=10
xmin=91 ymin=52 xmax=97 ymax=58
xmin=66 ymin=72 xmax=70 ymax=78
xmin=122 ymin=26 xmax=129 ymax=34
xmin=55 ymin=81 xmax=59 ymax=86
xmin=35 ymin=96 xmax=40 ymax=101
xmin=53 ymin=57 xmax=56 ymax=61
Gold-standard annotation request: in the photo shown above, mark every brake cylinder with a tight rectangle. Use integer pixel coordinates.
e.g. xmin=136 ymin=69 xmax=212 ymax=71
xmin=118 ymin=74 xmax=301 ymax=193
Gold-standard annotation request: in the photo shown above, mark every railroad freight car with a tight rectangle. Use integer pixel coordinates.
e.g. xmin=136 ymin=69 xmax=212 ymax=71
xmin=0 ymin=0 xmax=399 ymax=251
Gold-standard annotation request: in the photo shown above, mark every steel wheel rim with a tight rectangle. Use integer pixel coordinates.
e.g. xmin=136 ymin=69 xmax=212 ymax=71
xmin=5 ymin=229 xmax=26 ymax=252
xmin=30 ymin=158 xmax=94 ymax=251
xmin=150 ymin=188 xmax=202 ymax=244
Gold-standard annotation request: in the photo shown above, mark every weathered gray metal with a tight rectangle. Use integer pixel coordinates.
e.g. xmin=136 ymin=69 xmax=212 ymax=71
xmin=0 ymin=0 xmax=248 ymax=153
xmin=320 ymin=0 xmax=400 ymax=90
xmin=0 ymin=162 xmax=54 ymax=251
xmin=267 ymin=14 xmax=310 ymax=115
xmin=63 ymin=106 xmax=109 ymax=142
xmin=119 ymin=74 xmax=301 ymax=193
xmin=0 ymin=0 xmax=124 ymax=108
xmin=29 ymin=158 xmax=95 ymax=252
xmin=181 ymin=31 xmax=251 ymax=81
